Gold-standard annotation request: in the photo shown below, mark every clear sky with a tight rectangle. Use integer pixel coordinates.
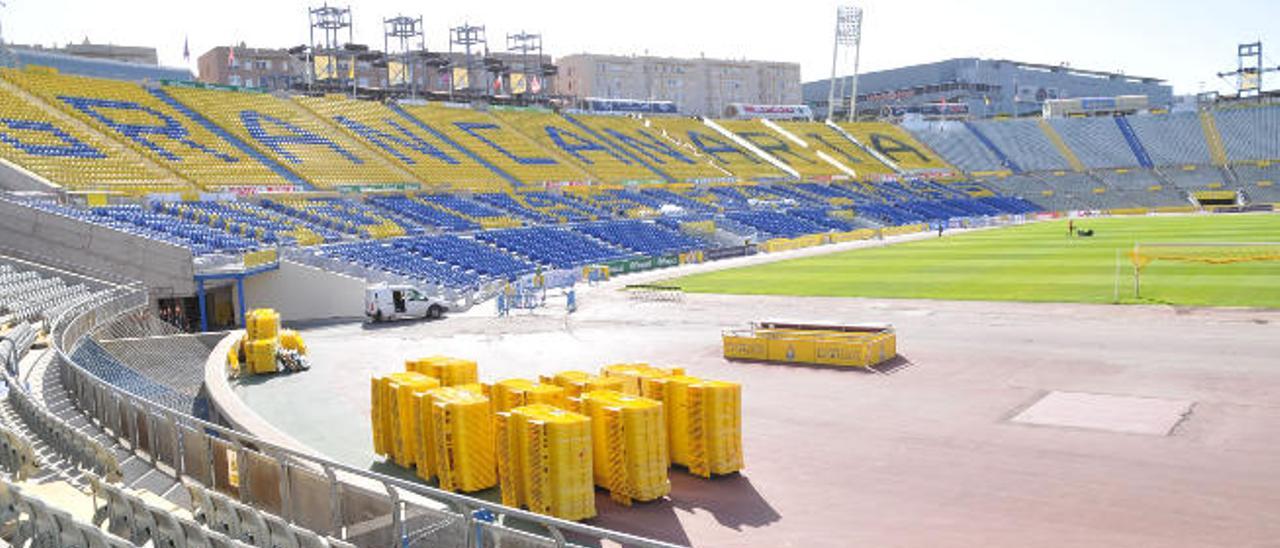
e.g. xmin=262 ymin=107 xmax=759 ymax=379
xmin=2 ymin=0 xmax=1276 ymax=95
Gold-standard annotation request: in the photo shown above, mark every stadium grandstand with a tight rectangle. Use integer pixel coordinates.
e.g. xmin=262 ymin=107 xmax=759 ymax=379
xmin=0 ymin=6 xmax=1278 ymax=544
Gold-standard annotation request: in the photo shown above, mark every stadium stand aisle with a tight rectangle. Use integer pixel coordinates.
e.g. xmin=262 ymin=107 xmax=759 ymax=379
xmin=774 ymin=121 xmax=898 ymax=178
xmin=394 ymin=235 xmax=535 ymax=280
xmin=164 ymin=85 xmax=416 ymax=189
xmin=366 ymin=194 xmax=480 ymax=231
xmin=836 ymin=121 xmax=956 ymax=172
xmin=1127 ymin=112 xmax=1215 ymax=167
xmin=395 ymin=103 xmax=588 ymax=186
xmin=419 ymin=193 xmax=524 ymax=228
xmin=0 ymin=73 xmax=189 ymax=193
xmin=263 ymin=197 xmax=414 ymax=239
xmin=491 ymin=109 xmax=671 ymax=183
xmin=574 ymin=220 xmax=706 ymax=256
xmin=645 ymin=117 xmax=787 ymax=180
xmin=2 ymin=68 xmax=297 ymax=190
xmin=477 ymin=226 xmax=629 ymax=269
xmin=296 ymin=95 xmax=515 ymax=193
xmin=565 ymin=113 xmax=733 ymax=182
xmin=969 ymin=119 xmax=1072 ymax=172
xmin=317 ymin=239 xmax=483 ymax=288
xmin=903 ymin=120 xmax=1004 ymax=173
xmin=717 ymin=119 xmax=844 ymax=179
xmin=1049 ymin=117 xmax=1142 ymax=169
xmin=1213 ymin=105 xmax=1280 ymax=163
xmin=14 ymin=198 xmax=262 ymax=256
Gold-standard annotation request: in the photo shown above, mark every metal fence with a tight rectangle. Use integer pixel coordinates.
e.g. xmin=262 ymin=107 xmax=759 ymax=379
xmin=46 ymin=284 xmax=680 ymax=548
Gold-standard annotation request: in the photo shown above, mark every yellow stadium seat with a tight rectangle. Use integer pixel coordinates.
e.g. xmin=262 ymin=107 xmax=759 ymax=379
xmin=492 ymin=109 xmax=666 ymax=184
xmin=567 ymin=113 xmax=734 ymax=183
xmin=2 ymin=69 xmax=294 ymax=190
xmin=646 ymin=116 xmax=785 ymax=180
xmin=836 ymin=121 xmax=955 ymax=172
xmin=0 ymin=70 xmax=189 ymax=193
xmin=773 ymin=121 xmax=898 ymax=179
xmin=164 ymin=86 xmax=416 ymax=189
xmin=295 ymin=95 xmax=514 ymax=193
xmin=397 ymin=103 xmax=585 ymax=187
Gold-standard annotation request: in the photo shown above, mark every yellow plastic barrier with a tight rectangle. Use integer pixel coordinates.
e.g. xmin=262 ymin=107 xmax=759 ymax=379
xmin=647 ymin=376 xmax=743 ymax=477
xmin=491 ymin=379 xmax=569 ymax=412
xmin=278 ymin=329 xmax=307 ymax=355
xmin=581 ymin=390 xmax=670 ymax=504
xmin=245 ymin=338 xmax=278 ymax=375
xmin=540 ymin=370 xmax=627 ymax=398
xmin=1108 ymin=208 xmax=1150 ymax=216
xmin=226 ymin=343 xmax=241 ymax=376
xmin=405 ymin=356 xmax=479 ymax=386
xmin=496 ymin=405 xmax=596 ymax=521
xmin=829 ymin=229 xmax=876 ymax=243
xmin=723 ymin=322 xmax=897 ymax=369
xmin=245 ymin=308 xmax=280 ymax=341
xmin=600 ymin=364 xmax=685 ymax=396
xmin=419 ymin=387 xmax=497 ymax=493
xmin=370 ymin=372 xmax=440 ymax=467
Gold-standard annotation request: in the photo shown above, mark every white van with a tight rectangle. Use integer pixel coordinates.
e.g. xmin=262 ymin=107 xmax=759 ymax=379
xmin=365 ymin=284 xmax=449 ymax=322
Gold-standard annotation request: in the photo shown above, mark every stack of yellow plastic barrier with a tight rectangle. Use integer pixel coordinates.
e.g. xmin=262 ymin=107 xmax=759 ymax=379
xmin=370 ymin=372 xmax=440 ymax=467
xmin=540 ymin=370 xmax=627 ymax=398
xmin=405 ymin=356 xmax=479 ymax=386
xmin=580 ymin=390 xmax=670 ymax=504
xmin=600 ymin=363 xmax=686 ymax=396
xmin=490 ymin=379 xmax=569 ymax=412
xmin=647 ymin=375 xmax=744 ymax=478
xmin=413 ymin=387 xmax=496 ymax=492
xmin=495 ymin=404 xmax=596 ymax=521
xmin=241 ymin=309 xmax=281 ymax=375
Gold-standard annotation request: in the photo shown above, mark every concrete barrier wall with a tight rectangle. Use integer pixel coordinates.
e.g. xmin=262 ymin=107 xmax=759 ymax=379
xmin=0 ymin=158 xmax=61 ymax=192
xmin=242 ymin=260 xmax=365 ymax=322
xmin=0 ymin=197 xmax=195 ymax=294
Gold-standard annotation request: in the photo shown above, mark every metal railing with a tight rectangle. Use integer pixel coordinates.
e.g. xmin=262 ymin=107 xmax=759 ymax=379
xmin=46 ymin=284 xmax=681 ymax=548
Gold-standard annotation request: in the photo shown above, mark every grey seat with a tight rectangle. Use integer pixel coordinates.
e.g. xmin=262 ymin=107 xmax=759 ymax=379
xmin=50 ymin=507 xmax=89 ymax=548
xmin=231 ymin=500 xmax=270 ymax=547
xmin=290 ymin=526 xmax=329 ymax=548
xmin=150 ymin=507 xmax=190 ymax=548
xmin=123 ymin=493 xmax=159 ymax=545
xmin=180 ymin=516 xmax=216 ymax=548
xmin=77 ymin=521 xmax=112 ymax=548
xmin=18 ymin=494 xmax=60 ymax=548
xmin=262 ymin=513 xmax=299 ymax=548
xmin=206 ymin=490 xmax=242 ymax=539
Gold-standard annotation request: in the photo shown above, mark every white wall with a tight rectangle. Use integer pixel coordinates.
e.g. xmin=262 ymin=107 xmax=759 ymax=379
xmin=241 ymin=260 xmax=365 ymax=322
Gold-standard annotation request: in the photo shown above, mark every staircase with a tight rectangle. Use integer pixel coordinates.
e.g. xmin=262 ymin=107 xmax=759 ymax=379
xmin=1199 ymin=111 xmax=1230 ymax=167
xmin=1037 ymin=119 xmax=1086 ymax=172
xmin=1114 ymin=116 xmax=1154 ymax=169
xmin=963 ymin=121 xmax=1022 ymax=173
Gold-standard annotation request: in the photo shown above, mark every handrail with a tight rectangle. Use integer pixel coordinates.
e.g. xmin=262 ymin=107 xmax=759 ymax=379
xmin=45 ymin=283 xmax=681 ymax=548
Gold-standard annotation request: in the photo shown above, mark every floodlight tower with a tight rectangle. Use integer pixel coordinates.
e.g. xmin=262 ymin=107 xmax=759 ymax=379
xmin=825 ymin=5 xmax=864 ymax=121
xmin=449 ymin=23 xmax=487 ymax=96
xmin=1216 ymin=42 xmax=1280 ymax=104
xmin=507 ymin=31 xmax=543 ymax=98
xmin=384 ymin=15 xmax=424 ymax=98
xmin=308 ymin=4 xmax=353 ymax=92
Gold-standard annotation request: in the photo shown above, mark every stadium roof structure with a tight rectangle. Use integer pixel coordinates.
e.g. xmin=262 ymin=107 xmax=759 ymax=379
xmin=988 ymin=58 xmax=1165 ymax=85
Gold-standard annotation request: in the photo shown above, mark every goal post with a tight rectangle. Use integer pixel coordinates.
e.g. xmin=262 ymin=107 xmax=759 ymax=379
xmin=1128 ymin=242 xmax=1280 ymax=298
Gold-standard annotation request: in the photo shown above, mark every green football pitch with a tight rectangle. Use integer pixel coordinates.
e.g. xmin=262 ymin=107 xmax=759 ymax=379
xmin=669 ymin=214 xmax=1280 ymax=308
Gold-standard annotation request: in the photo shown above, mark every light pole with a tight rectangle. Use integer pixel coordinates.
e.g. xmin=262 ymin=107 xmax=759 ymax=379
xmin=825 ymin=6 xmax=863 ymax=121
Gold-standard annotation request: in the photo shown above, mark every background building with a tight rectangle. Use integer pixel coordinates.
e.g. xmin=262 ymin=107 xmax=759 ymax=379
xmin=4 ymin=39 xmax=191 ymax=81
xmin=555 ymin=53 xmax=801 ymax=116
xmin=198 ymin=44 xmax=551 ymax=97
xmin=805 ymin=58 xmax=1173 ymax=119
